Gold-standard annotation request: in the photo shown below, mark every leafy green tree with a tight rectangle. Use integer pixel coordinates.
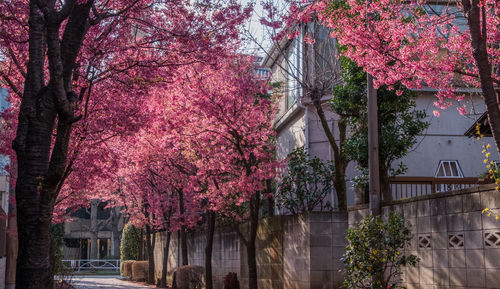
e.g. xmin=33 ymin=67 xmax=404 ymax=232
xmin=276 ymin=147 xmax=335 ymax=214
xmin=120 ymin=223 xmax=141 ymax=261
xmin=50 ymin=223 xmax=65 ymax=275
xmin=332 ymin=57 xmax=429 ymax=201
xmin=343 ymin=213 xmax=419 ymax=289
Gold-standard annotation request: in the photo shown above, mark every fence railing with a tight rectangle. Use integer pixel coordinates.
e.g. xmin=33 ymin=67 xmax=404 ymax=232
xmin=390 ymin=177 xmax=489 ymax=200
xmin=61 ymin=259 xmax=120 ymax=272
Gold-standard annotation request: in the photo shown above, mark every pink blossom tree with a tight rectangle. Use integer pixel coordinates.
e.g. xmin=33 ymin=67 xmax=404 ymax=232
xmin=312 ymin=0 xmax=499 ymax=149
xmin=167 ymin=57 xmax=278 ymax=289
xmin=90 ymin=54 xmax=277 ymax=288
xmin=0 ymin=1 xmax=251 ymax=288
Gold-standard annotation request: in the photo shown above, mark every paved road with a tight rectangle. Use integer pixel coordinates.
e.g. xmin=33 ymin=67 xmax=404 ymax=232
xmin=70 ymin=275 xmax=154 ymax=289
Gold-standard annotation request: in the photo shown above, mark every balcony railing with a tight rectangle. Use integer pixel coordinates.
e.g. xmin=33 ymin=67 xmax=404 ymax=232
xmin=390 ymin=177 xmax=489 ymax=200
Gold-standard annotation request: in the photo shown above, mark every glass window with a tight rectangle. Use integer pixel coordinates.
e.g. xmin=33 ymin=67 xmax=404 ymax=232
xmin=435 ymin=160 xmax=463 ymax=177
xmin=286 ymin=34 xmax=302 ymax=109
xmin=423 ymin=4 xmax=467 ymax=32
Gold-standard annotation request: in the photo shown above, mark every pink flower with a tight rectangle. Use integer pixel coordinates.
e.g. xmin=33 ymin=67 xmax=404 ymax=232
xmin=287 ymin=30 xmax=300 ymax=39
xmin=304 ymin=34 xmax=316 ymax=44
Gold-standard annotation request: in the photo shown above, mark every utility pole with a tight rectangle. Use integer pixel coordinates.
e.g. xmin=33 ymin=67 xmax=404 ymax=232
xmin=366 ymin=0 xmax=381 ymax=216
xmin=367 ymin=74 xmax=380 ymax=215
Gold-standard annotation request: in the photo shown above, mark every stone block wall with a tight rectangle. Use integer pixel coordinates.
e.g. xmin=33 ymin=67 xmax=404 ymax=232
xmin=309 ymin=213 xmax=347 ymax=289
xmin=283 ymin=214 xmax=310 ymax=289
xmin=349 ymin=184 xmax=500 ymax=289
xmin=153 ymin=229 xmax=240 ymax=289
xmin=153 ymin=212 xmax=348 ymax=289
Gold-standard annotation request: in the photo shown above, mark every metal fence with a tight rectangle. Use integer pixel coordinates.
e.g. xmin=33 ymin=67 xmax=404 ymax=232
xmin=62 ymin=259 xmax=120 ymax=272
xmin=390 ymin=177 xmax=488 ymax=200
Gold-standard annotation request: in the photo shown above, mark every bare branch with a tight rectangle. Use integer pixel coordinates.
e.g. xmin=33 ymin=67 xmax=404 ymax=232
xmin=0 ymin=73 xmax=22 ymax=97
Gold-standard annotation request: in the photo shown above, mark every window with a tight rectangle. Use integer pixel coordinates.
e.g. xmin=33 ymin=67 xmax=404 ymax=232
xmin=435 ymin=160 xmax=463 ymax=178
xmin=286 ymin=34 xmax=302 ymax=109
xmin=255 ymin=68 xmax=270 ymax=80
xmin=423 ymin=4 xmax=467 ymax=32
xmin=435 ymin=160 xmax=464 ymax=192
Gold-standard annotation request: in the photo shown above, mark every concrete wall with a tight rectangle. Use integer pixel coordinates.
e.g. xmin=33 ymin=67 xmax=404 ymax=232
xmin=152 ymin=185 xmax=500 ymax=289
xmin=153 ymin=212 xmax=347 ymax=289
xmin=349 ymin=184 xmax=500 ymax=289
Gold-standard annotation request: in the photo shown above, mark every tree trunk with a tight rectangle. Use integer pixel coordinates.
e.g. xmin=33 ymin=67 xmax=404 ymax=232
xmin=90 ymin=199 xmax=99 ymax=260
xmin=112 ymin=234 xmax=121 ymax=259
xmin=160 ymin=231 xmax=172 ymax=288
xmin=145 ymin=224 xmax=156 ymax=284
xmin=180 ymin=229 xmax=188 ymax=266
xmin=15 ymin=9 xmax=58 ymax=284
xmin=111 ymin=206 xmax=122 ymax=258
xmin=379 ymin=163 xmax=392 ymax=202
xmin=247 ymin=193 xmax=260 ymax=289
xmin=314 ymin=101 xmax=348 ymax=211
xmin=205 ymin=210 xmax=216 ymax=289
xmin=266 ymin=179 xmax=274 ymax=217
xmin=462 ymin=0 xmax=500 ymax=153
xmin=14 ymin=2 xmax=92 ymax=288
xmin=178 ymin=189 xmax=188 ymax=265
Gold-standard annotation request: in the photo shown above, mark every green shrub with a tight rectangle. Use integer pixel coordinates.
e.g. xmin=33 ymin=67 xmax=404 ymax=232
xmin=120 ymin=222 xmax=141 ymax=261
xmin=342 ymin=212 xmax=419 ymax=289
xmin=50 ymin=223 xmax=66 ymax=275
xmin=276 ymin=147 xmax=335 ymax=214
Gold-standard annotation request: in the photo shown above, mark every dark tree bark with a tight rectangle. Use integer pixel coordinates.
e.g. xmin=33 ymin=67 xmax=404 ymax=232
xmin=178 ymin=189 xmax=188 ymax=265
xmin=205 ymin=210 xmax=216 ymax=289
xmin=15 ymin=2 xmax=92 ymax=289
xmin=462 ymin=0 xmax=500 ymax=153
xmin=90 ymin=199 xmax=99 ymax=259
xmin=379 ymin=163 xmax=392 ymax=202
xmin=246 ymin=193 xmax=260 ymax=289
xmin=160 ymin=231 xmax=172 ymax=288
xmin=265 ymin=179 xmax=274 ymax=217
xmin=110 ymin=206 xmax=123 ymax=258
xmin=180 ymin=229 xmax=188 ymax=266
xmin=145 ymin=224 xmax=156 ymax=284
xmin=236 ymin=192 xmax=260 ymax=289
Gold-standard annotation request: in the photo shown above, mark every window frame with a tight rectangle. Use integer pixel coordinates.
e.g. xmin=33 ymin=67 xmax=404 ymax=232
xmin=285 ymin=33 xmax=302 ymax=110
xmin=435 ymin=160 xmax=464 ymax=178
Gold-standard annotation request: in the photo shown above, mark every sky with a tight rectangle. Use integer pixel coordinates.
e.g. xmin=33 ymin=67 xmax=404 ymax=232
xmin=240 ymin=0 xmax=277 ymax=57
xmin=0 ymin=88 xmax=8 ymax=111
xmin=0 ymin=89 xmax=9 ymax=175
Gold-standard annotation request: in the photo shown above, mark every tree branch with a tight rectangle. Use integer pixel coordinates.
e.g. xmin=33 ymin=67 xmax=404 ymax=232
xmin=55 ymin=0 xmax=77 ymax=22
xmin=1 ymin=73 xmax=22 ymax=97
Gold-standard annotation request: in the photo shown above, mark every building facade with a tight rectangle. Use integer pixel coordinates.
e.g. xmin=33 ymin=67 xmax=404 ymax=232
xmin=263 ymin=22 xmax=496 ymax=208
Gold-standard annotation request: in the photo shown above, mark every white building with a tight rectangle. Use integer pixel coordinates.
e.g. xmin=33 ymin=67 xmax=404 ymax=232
xmin=263 ymin=23 xmax=496 ymax=208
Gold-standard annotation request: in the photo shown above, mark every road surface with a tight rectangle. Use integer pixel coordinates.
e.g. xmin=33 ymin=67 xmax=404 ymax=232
xmin=70 ymin=275 xmax=155 ymax=289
